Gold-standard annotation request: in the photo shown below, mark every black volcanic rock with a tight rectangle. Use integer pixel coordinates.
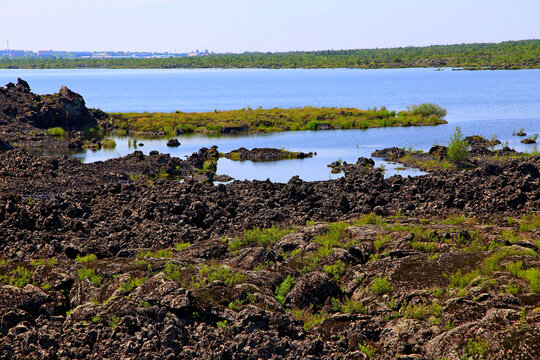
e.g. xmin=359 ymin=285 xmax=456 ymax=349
xmin=0 ymin=78 xmax=97 ymax=130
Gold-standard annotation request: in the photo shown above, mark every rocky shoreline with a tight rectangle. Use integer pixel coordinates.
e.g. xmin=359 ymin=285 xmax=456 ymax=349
xmin=1 ymin=80 xmax=539 ymax=359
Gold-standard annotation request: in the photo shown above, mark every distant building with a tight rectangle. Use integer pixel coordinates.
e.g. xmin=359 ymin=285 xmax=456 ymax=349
xmin=38 ymin=49 xmax=54 ymax=57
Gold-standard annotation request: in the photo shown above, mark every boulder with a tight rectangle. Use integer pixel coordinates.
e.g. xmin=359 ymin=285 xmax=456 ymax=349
xmin=167 ymin=138 xmax=181 ymax=147
xmin=285 ymin=271 xmax=340 ymax=308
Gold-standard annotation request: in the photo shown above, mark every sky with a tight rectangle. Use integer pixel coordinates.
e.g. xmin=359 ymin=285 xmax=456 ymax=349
xmin=1 ymin=0 xmax=539 ymax=53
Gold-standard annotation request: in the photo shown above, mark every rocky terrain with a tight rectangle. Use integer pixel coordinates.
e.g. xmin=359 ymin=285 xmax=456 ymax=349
xmin=0 ymin=79 xmax=104 ymax=149
xmin=0 ymin=81 xmax=539 ymax=359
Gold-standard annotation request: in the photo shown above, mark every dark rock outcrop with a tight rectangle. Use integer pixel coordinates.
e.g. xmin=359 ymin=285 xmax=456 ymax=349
xmin=0 ymin=79 xmax=97 ymax=130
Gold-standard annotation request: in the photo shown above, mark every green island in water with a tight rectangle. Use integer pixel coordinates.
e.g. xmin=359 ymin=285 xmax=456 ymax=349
xmin=106 ymin=103 xmax=447 ymax=135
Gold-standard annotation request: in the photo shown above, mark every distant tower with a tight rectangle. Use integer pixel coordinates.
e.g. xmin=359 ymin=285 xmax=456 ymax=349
xmin=6 ymin=40 xmax=9 ymax=51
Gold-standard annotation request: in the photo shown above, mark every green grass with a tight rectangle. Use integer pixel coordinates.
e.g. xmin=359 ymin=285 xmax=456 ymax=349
xmin=0 ymin=266 xmax=33 ymax=287
xmin=323 ymin=260 xmax=347 ymax=282
xmin=108 ymin=316 xmax=120 ymax=329
xmin=403 ymin=301 xmax=442 ymax=319
xmin=519 ymin=213 xmax=540 ymax=231
xmin=183 ymin=264 xmax=246 ymax=288
xmin=137 ymin=249 xmax=173 ymax=259
xmin=371 ymin=277 xmax=394 ymax=295
xmin=119 ymin=276 xmax=146 ymax=292
xmin=275 ymin=275 xmax=296 ymax=305
xmin=358 ymin=341 xmax=376 ymax=357
xmin=354 ymin=212 xmax=384 ymax=226
xmin=228 ymin=225 xmax=294 ymax=253
xmin=30 ymin=257 xmax=58 ymax=266
xmin=174 ymin=242 xmax=191 ymax=251
xmin=77 ymin=267 xmax=102 ymax=286
xmin=291 ymin=308 xmax=327 ymax=331
xmin=76 ymin=254 xmax=98 ymax=263
xmin=108 ymin=105 xmax=447 ymax=135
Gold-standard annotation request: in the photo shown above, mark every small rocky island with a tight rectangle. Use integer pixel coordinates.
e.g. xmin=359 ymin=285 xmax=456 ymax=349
xmin=0 ymin=80 xmax=538 ymax=359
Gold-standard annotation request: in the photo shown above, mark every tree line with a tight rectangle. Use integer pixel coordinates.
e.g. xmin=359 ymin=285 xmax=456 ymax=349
xmin=1 ymin=40 xmax=538 ymax=70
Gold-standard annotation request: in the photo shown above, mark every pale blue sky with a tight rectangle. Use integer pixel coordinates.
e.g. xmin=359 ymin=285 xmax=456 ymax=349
xmin=1 ymin=0 xmax=539 ymax=52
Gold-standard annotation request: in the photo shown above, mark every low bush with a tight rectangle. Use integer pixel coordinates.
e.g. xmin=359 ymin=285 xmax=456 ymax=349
xmin=407 ymin=103 xmax=447 ymax=118
xmin=275 ymin=275 xmax=296 ymax=304
xmin=447 ymin=126 xmax=469 ymax=163
xmin=371 ymin=277 xmax=394 ymax=295
xmin=47 ymin=127 xmax=65 ymax=137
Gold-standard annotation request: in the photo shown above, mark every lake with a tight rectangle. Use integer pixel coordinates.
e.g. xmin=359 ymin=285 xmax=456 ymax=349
xmin=1 ymin=68 xmax=539 ymax=182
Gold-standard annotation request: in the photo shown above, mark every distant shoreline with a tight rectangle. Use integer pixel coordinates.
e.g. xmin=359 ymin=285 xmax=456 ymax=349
xmin=1 ymin=40 xmax=538 ymax=70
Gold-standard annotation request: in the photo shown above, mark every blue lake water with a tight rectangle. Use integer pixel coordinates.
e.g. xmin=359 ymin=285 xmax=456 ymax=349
xmin=1 ymin=68 xmax=539 ymax=182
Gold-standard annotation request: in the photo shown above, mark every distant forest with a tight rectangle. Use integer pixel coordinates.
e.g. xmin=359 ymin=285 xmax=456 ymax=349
xmin=1 ymin=40 xmax=539 ymax=70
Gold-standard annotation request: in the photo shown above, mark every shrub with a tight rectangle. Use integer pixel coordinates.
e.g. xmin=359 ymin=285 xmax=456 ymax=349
xmin=77 ymin=267 xmax=102 ymax=286
xmin=119 ymin=276 xmax=146 ymax=292
xmin=47 ymin=127 xmax=65 ymax=137
xmin=371 ymin=277 xmax=394 ymax=295
xmin=358 ymin=341 xmax=376 ymax=357
xmin=407 ymin=103 xmax=447 ymax=118
xmin=291 ymin=308 xmax=327 ymax=330
xmin=447 ymin=126 xmax=469 ymax=163
xmin=0 ymin=266 xmax=33 ymax=287
xmin=275 ymin=275 xmax=296 ymax=304
xmin=101 ymin=139 xmax=117 ymax=148
xmin=340 ymin=298 xmax=365 ymax=314
xmin=323 ymin=260 xmax=347 ymax=282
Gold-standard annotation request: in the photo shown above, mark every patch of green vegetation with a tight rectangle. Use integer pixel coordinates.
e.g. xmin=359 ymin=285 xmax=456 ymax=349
xmin=216 ymin=320 xmax=228 ymax=328
xmin=465 ymin=337 xmax=489 ymax=357
xmin=358 ymin=341 xmax=376 ymax=358
xmin=506 ymin=261 xmax=540 ymax=294
xmin=187 ymin=264 xmax=246 ymax=288
xmin=374 ymin=235 xmax=392 ymax=252
xmin=371 ymin=277 xmax=394 ymax=295
xmin=505 ymin=281 xmax=520 ymax=295
xmin=519 ymin=213 xmax=540 ymax=232
xmin=410 ymin=241 xmax=437 ymax=253
xmin=76 ymin=254 xmax=98 ymax=263
xmin=139 ymin=301 xmax=151 ymax=308
xmin=323 ymin=260 xmax=347 ymax=282
xmin=77 ymin=267 xmax=102 ymax=286
xmin=137 ymin=249 xmax=173 ymax=259
xmin=92 ymin=316 xmax=101 ymax=323
xmin=30 ymin=257 xmax=58 ymax=266
xmin=0 ymin=266 xmax=33 ymax=287
xmin=174 ymin=242 xmax=191 ymax=251
xmin=101 ymin=138 xmax=117 ymax=148
xmin=440 ymin=215 xmax=471 ymax=225
xmin=338 ymin=297 xmax=365 ymax=314
xmin=108 ymin=316 xmax=120 ymax=329
xmin=403 ymin=301 xmax=442 ymax=319
xmin=3 ymin=41 xmax=539 ymax=70
xmin=291 ymin=308 xmax=327 ymax=331
xmin=46 ymin=127 xmax=65 ymax=138
xmin=275 ymin=275 xmax=296 ymax=305
xmin=119 ymin=276 xmax=146 ymax=292
xmin=407 ymin=103 xmax=447 ymax=118
xmin=228 ymin=225 xmax=293 ymax=254
xmin=106 ymin=105 xmax=446 ymax=135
